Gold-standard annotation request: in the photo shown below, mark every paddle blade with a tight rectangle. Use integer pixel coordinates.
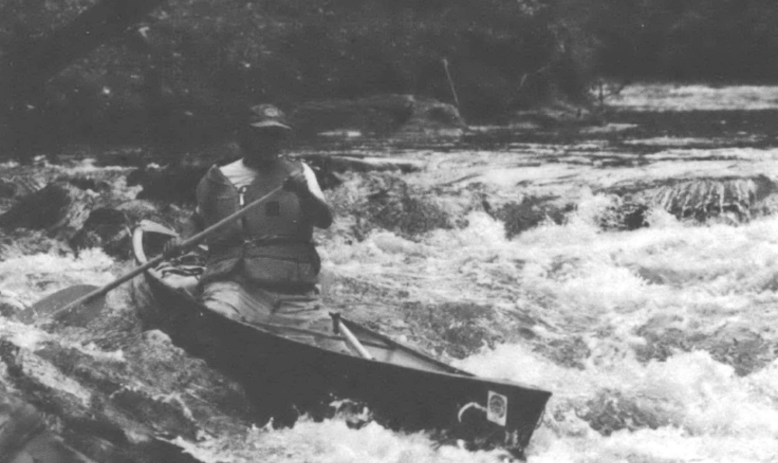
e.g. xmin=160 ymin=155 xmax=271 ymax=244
xmin=28 ymin=285 xmax=106 ymax=326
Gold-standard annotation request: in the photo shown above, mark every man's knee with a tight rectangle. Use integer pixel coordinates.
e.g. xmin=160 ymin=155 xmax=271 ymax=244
xmin=200 ymin=281 xmax=243 ymax=318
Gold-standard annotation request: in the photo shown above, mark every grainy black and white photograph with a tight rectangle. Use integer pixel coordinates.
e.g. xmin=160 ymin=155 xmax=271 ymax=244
xmin=2 ymin=1 xmax=778 ymax=462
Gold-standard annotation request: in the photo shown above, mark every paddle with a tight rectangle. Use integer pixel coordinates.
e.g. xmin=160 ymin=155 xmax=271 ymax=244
xmin=331 ymin=313 xmax=374 ymax=360
xmin=31 ymin=183 xmax=288 ymax=326
xmin=25 ymin=284 xmax=106 ymax=326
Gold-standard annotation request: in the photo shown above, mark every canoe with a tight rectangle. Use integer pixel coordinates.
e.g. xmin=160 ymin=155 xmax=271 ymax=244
xmin=131 ymin=220 xmax=551 ymax=457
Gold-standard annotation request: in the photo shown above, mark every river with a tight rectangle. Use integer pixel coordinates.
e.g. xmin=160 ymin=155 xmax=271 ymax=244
xmin=3 ymin=83 xmax=778 ymax=462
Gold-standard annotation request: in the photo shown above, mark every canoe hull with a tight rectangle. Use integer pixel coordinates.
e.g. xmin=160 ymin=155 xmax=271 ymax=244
xmin=133 ymin=223 xmax=551 ymax=455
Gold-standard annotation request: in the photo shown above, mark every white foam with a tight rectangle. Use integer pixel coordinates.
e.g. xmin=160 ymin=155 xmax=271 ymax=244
xmin=326 ymin=201 xmax=778 ymax=462
xmin=171 ymin=418 xmax=509 ymax=463
xmin=0 ymin=249 xmax=115 ymax=303
xmin=605 ymin=83 xmax=778 ymax=111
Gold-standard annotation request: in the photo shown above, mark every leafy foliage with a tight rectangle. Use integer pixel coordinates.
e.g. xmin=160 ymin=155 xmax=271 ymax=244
xmin=0 ymin=0 xmax=584 ymax=156
xmin=12 ymin=0 xmax=777 ymax=154
xmin=571 ymin=0 xmax=778 ymax=81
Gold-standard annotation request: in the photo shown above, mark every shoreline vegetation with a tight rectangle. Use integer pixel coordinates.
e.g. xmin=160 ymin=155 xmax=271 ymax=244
xmin=3 ymin=0 xmax=778 ymax=160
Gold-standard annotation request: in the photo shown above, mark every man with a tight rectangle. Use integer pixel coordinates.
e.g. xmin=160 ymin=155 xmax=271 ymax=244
xmin=165 ymin=104 xmax=334 ymax=335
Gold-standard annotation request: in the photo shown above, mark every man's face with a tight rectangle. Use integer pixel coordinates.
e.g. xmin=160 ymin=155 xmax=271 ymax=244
xmin=242 ymin=127 xmax=289 ymax=161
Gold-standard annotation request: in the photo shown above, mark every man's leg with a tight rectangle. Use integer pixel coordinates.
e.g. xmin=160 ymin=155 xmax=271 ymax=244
xmin=201 ymin=279 xmax=349 ymax=352
xmin=268 ymin=291 xmax=350 ymax=353
xmin=200 ymin=279 xmax=275 ymax=321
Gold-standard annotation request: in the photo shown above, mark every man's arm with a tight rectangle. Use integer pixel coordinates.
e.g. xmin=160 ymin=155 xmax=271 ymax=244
xmin=179 ymin=210 xmax=204 ymax=240
xmin=287 ymin=164 xmax=333 ymax=229
xmin=163 ymin=210 xmax=204 ymax=257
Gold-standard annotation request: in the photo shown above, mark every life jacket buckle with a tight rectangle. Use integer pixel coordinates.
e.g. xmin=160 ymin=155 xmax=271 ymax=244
xmin=238 ymin=186 xmax=248 ymax=207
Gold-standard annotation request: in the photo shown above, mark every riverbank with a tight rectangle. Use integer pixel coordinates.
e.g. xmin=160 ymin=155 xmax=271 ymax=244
xmin=0 ymin=0 xmax=591 ymax=160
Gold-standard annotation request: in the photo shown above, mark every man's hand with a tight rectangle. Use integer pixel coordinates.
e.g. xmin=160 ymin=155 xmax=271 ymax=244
xmin=162 ymin=237 xmax=185 ymax=258
xmin=283 ymin=171 xmax=308 ymax=195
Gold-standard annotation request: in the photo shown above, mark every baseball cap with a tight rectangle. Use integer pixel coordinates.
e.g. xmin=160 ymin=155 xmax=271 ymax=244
xmin=248 ymin=104 xmax=292 ymax=130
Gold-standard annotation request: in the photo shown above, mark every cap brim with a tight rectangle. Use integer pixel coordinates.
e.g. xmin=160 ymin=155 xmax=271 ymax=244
xmin=250 ymin=121 xmax=292 ymax=130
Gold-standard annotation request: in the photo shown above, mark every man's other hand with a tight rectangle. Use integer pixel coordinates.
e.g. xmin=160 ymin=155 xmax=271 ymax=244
xmin=283 ymin=172 xmax=308 ymax=195
xmin=162 ymin=237 xmax=185 ymax=258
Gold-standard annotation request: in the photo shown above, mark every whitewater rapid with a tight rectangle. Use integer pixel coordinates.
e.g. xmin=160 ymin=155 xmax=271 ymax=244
xmin=4 ymin=83 xmax=778 ymax=462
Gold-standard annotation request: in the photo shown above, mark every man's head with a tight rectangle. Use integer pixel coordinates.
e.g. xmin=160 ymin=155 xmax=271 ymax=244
xmin=239 ymin=104 xmax=292 ymax=163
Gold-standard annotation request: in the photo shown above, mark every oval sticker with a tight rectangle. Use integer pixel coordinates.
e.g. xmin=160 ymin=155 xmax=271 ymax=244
xmin=487 ymin=391 xmax=507 ymax=426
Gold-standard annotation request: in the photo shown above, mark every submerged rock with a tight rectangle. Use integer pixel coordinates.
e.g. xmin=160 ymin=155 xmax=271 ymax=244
xmin=487 ymin=196 xmax=574 ymax=238
xmin=581 ymin=390 xmax=672 ymax=436
xmin=127 ymin=163 xmax=210 ymax=205
xmin=0 ymin=302 xmax=254 ymax=462
xmin=0 ymin=175 xmax=177 ymax=258
xmin=0 ymin=172 xmax=48 ymax=200
xmin=68 ymin=208 xmax=131 ymax=258
xmin=291 ymin=95 xmax=466 ymax=139
xmin=68 ymin=200 xmax=178 ymax=259
xmin=641 ymin=176 xmax=773 ymax=222
xmin=0 ymin=389 xmax=95 ymax=462
xmin=635 ymin=316 xmax=773 ymax=376
xmin=348 ymin=174 xmax=455 ymax=240
xmin=598 ymin=203 xmax=650 ymax=231
xmin=0 ymin=182 xmax=96 ymax=238
xmin=604 ymin=175 xmax=778 ymax=224
xmin=401 ymin=301 xmax=500 ymax=359
xmin=0 ymin=289 xmax=29 ymax=321
xmin=512 ymin=101 xmax=603 ymax=129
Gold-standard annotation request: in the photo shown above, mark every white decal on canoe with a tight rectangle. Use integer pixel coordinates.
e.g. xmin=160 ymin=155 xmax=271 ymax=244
xmin=487 ymin=391 xmax=508 ymax=426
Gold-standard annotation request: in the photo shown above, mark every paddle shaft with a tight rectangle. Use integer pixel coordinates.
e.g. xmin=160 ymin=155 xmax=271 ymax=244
xmin=49 ymin=183 xmax=288 ymax=320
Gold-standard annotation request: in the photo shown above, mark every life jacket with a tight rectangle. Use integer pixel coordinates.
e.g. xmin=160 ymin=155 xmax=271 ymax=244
xmin=196 ymin=157 xmax=320 ymax=288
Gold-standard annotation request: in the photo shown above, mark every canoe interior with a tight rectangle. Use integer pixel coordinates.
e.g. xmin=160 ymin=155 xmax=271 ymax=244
xmin=132 ymin=220 xmax=551 ymax=456
xmin=133 ymin=222 xmax=470 ymax=374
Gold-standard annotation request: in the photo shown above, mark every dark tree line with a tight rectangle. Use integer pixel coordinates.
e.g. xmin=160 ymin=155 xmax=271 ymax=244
xmin=0 ymin=0 xmax=575 ymax=158
xmin=568 ymin=0 xmax=778 ymax=82
xmin=1 ymin=0 xmax=778 ymax=160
